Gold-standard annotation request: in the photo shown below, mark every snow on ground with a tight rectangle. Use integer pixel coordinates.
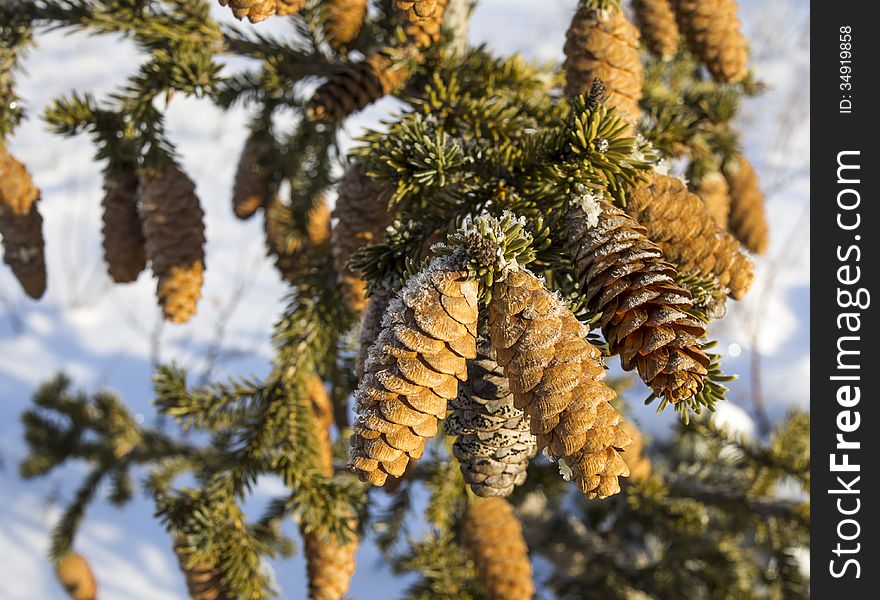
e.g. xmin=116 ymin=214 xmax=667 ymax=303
xmin=0 ymin=1 xmax=809 ymax=598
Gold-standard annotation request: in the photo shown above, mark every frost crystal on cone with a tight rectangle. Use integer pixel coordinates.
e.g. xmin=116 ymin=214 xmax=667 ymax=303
xmin=633 ymin=0 xmax=680 ymax=60
xmin=308 ymin=53 xmax=410 ymax=122
xmin=724 ymin=155 xmax=768 ymax=254
xmin=349 ymin=256 xmax=477 ymax=486
xmin=101 ymin=170 xmax=146 ymax=283
xmin=0 ymin=150 xmax=46 ymax=299
xmin=55 ymin=552 xmax=97 ymax=600
xmin=674 ymin=0 xmax=748 ymax=84
xmin=232 ymin=134 xmax=271 ymax=220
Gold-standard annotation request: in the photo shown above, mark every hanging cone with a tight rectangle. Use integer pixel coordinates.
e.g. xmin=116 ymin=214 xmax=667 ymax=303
xmin=566 ymin=200 xmax=710 ymax=403
xmin=445 ymin=338 xmax=537 ymax=497
xmin=460 ymin=497 xmax=534 ymax=600
xmin=619 ymin=419 xmax=652 ymax=481
xmin=0 ymin=148 xmax=39 ymax=214
xmin=264 ymin=195 xmax=330 ymax=283
xmin=138 ymin=165 xmax=206 ymax=324
xmin=325 ymin=0 xmax=368 ymax=50
xmin=276 ymin=0 xmax=307 ymax=16
xmin=217 ymin=0 xmax=279 ymax=23
xmin=308 ymin=53 xmax=410 ymax=122
xmin=54 ymin=552 xmax=97 ymax=600
xmin=488 ymin=268 xmax=632 ymax=499
xmin=632 ymin=0 xmax=680 ymax=60
xmin=174 ymin=539 xmax=229 ymax=600
xmin=563 ymin=1 xmax=643 ymax=121
xmin=393 ymin=0 xmax=437 ymax=21
xmin=331 ymin=164 xmax=393 ymax=314
xmin=627 ymin=172 xmax=753 ymax=301
xmin=724 ymin=155 xmax=768 ymax=254
xmin=349 ymin=256 xmax=478 ymax=486
xmin=101 ymin=169 xmax=146 ymax=283
xmin=357 ymin=278 xmax=396 ymax=379
xmin=232 ymin=134 xmax=272 ymax=220
xmin=402 ymin=0 xmax=448 ymax=49
xmin=0 ymin=150 xmax=46 ymax=299
xmin=674 ymin=0 xmax=748 ymax=84
xmin=695 ymin=170 xmax=731 ymax=228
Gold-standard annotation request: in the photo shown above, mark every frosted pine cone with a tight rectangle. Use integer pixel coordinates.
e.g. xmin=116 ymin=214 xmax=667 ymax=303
xmin=393 ymin=0 xmax=437 ymax=21
xmin=138 ymin=165 xmax=206 ymax=323
xmin=308 ymin=53 xmax=410 ymax=122
xmin=101 ymin=170 xmax=146 ymax=283
xmin=174 ymin=540 xmax=229 ymax=600
xmin=325 ymin=0 xmax=368 ymax=50
xmin=627 ymin=173 xmax=753 ymax=301
xmin=566 ymin=200 xmax=710 ymax=403
xmin=445 ymin=339 xmax=537 ymax=497
xmin=696 ymin=171 xmax=731 ymax=228
xmin=349 ymin=257 xmax=478 ymax=486
xmin=461 ymin=497 xmax=534 ymax=600
xmin=357 ymin=278 xmax=396 ymax=379
xmin=724 ymin=155 xmax=768 ymax=254
xmin=674 ymin=0 xmax=748 ymax=83
xmin=54 ymin=552 xmax=97 ymax=600
xmin=633 ymin=0 xmax=680 ymax=60
xmin=403 ymin=0 xmax=448 ymax=48
xmin=488 ymin=268 xmax=632 ymax=499
xmin=564 ymin=2 xmax=643 ymax=121
xmin=232 ymin=134 xmax=272 ymax=220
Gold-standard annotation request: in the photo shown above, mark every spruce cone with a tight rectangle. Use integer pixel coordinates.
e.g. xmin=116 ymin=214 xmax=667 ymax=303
xmin=174 ymin=540 xmax=229 ymax=600
xmin=101 ymin=170 xmax=146 ymax=283
xmin=232 ymin=134 xmax=272 ymax=220
xmin=674 ymin=0 xmax=748 ymax=84
xmin=265 ymin=195 xmax=330 ymax=283
xmin=138 ymin=165 xmax=206 ymax=323
xmin=325 ymin=0 xmax=368 ymax=50
xmin=724 ymin=155 xmax=768 ymax=254
xmin=357 ymin=279 xmax=396 ymax=378
xmin=54 ymin=552 xmax=97 ymax=600
xmin=0 ymin=149 xmax=46 ymax=298
xmin=393 ymin=0 xmax=437 ymax=21
xmin=308 ymin=53 xmax=410 ymax=122
xmin=445 ymin=339 xmax=537 ymax=497
xmin=403 ymin=0 xmax=448 ymax=48
xmin=218 ymin=0 xmax=278 ymax=23
xmin=332 ymin=164 xmax=393 ymax=313
xmin=0 ymin=148 xmax=39 ymax=215
xmin=564 ymin=2 xmax=643 ymax=121
xmin=632 ymin=0 xmax=680 ymax=60
xmin=349 ymin=257 xmax=478 ymax=486
xmin=566 ymin=201 xmax=709 ymax=403
xmin=696 ymin=171 xmax=731 ymax=228
xmin=627 ymin=173 xmax=754 ymax=300
xmin=620 ymin=419 xmax=652 ymax=481
xmin=488 ymin=268 xmax=632 ymax=499
xmin=461 ymin=497 xmax=533 ymax=600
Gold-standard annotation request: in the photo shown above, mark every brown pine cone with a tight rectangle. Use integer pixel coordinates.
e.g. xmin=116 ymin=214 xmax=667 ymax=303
xmin=724 ymin=155 xmax=768 ymax=254
xmin=332 ymin=164 xmax=393 ymax=313
xmin=620 ymin=419 xmax=652 ymax=481
xmin=674 ymin=0 xmax=748 ymax=84
xmin=326 ymin=0 xmax=368 ymax=50
xmin=393 ymin=0 xmax=437 ymax=21
xmin=174 ymin=540 xmax=229 ymax=600
xmin=0 ymin=198 xmax=46 ymax=299
xmin=275 ymin=0 xmax=307 ymax=16
xmin=633 ymin=0 xmax=679 ymax=60
xmin=218 ymin=0 xmax=278 ymax=23
xmin=232 ymin=134 xmax=272 ymax=220
xmin=101 ymin=170 xmax=146 ymax=283
xmin=695 ymin=170 xmax=731 ymax=228
xmin=54 ymin=552 xmax=97 ymax=600
xmin=357 ymin=278 xmax=396 ymax=379
xmin=138 ymin=165 xmax=206 ymax=323
xmin=564 ymin=2 xmax=643 ymax=121
xmin=403 ymin=0 xmax=448 ymax=48
xmin=488 ymin=268 xmax=632 ymax=499
xmin=308 ymin=53 xmax=410 ymax=122
xmin=264 ymin=195 xmax=330 ymax=283
xmin=0 ymin=148 xmax=39 ymax=215
xmin=461 ymin=497 xmax=534 ymax=600
xmin=627 ymin=173 xmax=754 ymax=301
xmin=566 ymin=201 xmax=709 ymax=403
xmin=349 ymin=257 xmax=478 ymax=486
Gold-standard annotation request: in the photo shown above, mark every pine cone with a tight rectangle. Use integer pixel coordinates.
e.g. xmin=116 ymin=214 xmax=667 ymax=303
xmin=393 ymin=0 xmax=437 ymax=21
xmin=632 ymin=0 xmax=680 ymax=60
xmin=564 ymin=3 xmax=643 ymax=121
xmin=326 ymin=0 xmax=368 ymax=50
xmin=696 ymin=170 xmax=731 ymax=228
xmin=275 ymin=0 xmax=307 ymax=16
xmin=138 ymin=165 xmax=206 ymax=323
xmin=724 ymin=155 xmax=768 ymax=254
xmin=627 ymin=173 xmax=754 ymax=301
xmin=308 ymin=53 xmax=410 ymax=122
xmin=620 ymin=419 xmax=651 ymax=481
xmin=349 ymin=257 xmax=478 ymax=486
xmin=265 ymin=195 xmax=330 ymax=283
xmin=403 ymin=0 xmax=448 ymax=48
xmin=488 ymin=268 xmax=632 ymax=499
xmin=674 ymin=0 xmax=748 ymax=84
xmin=332 ymin=164 xmax=393 ymax=313
xmin=445 ymin=339 xmax=537 ymax=497
xmin=357 ymin=279 xmax=396 ymax=379
xmin=566 ymin=201 xmax=709 ymax=403
xmin=101 ymin=169 xmax=146 ymax=283
xmin=218 ymin=0 xmax=278 ymax=23
xmin=54 ymin=552 xmax=97 ymax=600
xmin=232 ymin=134 xmax=272 ymax=220
xmin=0 ymin=149 xmax=46 ymax=298
xmin=174 ymin=540 xmax=229 ymax=600
xmin=461 ymin=497 xmax=533 ymax=600
xmin=0 ymin=148 xmax=39 ymax=215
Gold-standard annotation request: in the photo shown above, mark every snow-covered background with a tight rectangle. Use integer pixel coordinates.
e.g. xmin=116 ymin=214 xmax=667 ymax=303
xmin=0 ymin=1 xmax=809 ymax=598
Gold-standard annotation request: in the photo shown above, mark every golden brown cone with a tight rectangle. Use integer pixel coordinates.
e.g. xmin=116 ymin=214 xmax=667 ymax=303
xmin=308 ymin=53 xmax=410 ymax=122
xmin=138 ymin=165 xmax=206 ymax=323
xmin=232 ymin=134 xmax=272 ymax=220
xmin=332 ymin=164 xmax=393 ymax=314
xmin=393 ymin=0 xmax=437 ymax=21
xmin=627 ymin=173 xmax=754 ymax=301
xmin=174 ymin=540 xmax=229 ymax=600
xmin=102 ymin=170 xmax=147 ymax=283
xmin=564 ymin=3 xmax=643 ymax=121
xmin=218 ymin=0 xmax=278 ymax=23
xmin=619 ymin=419 xmax=652 ymax=481
xmin=633 ymin=0 xmax=680 ymax=60
xmin=349 ymin=256 xmax=478 ymax=486
xmin=0 ymin=148 xmax=39 ymax=215
xmin=461 ymin=497 xmax=533 ymax=600
xmin=276 ymin=0 xmax=307 ymax=16
xmin=696 ymin=171 xmax=731 ymax=228
xmin=566 ymin=201 xmax=710 ymax=404
xmin=0 ymin=195 xmax=46 ymax=299
xmin=325 ymin=0 xmax=368 ymax=50
xmin=488 ymin=268 xmax=631 ymax=499
xmin=264 ymin=195 xmax=330 ymax=283
xmin=403 ymin=0 xmax=449 ymax=49
xmin=674 ymin=0 xmax=748 ymax=83
xmin=54 ymin=552 xmax=97 ymax=600
xmin=724 ymin=155 xmax=768 ymax=254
